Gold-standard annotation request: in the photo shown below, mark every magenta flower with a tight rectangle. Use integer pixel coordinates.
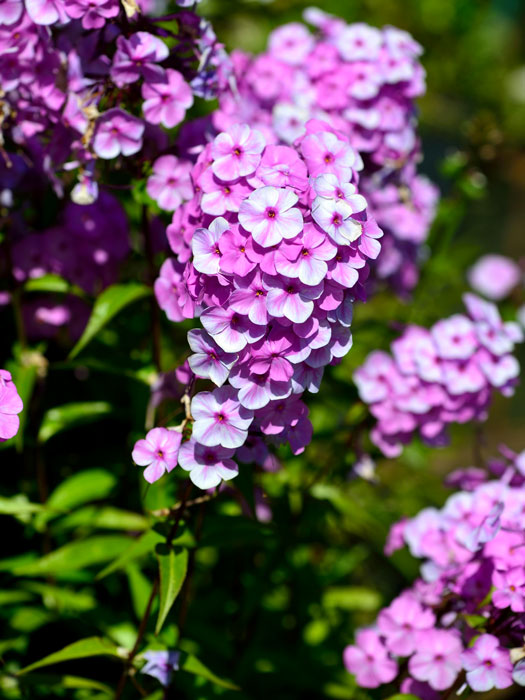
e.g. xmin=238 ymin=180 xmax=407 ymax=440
xmin=190 ymin=386 xmax=253 ymax=449
xmin=336 ymin=22 xmax=382 ymax=61
xmin=0 ymin=0 xmax=23 ymax=24
xmin=408 ymin=629 xmax=463 ymax=691
xmin=378 ymin=594 xmax=435 ymax=656
xmin=264 ymin=274 xmax=323 ymax=324
xmin=238 ymin=186 xmax=303 ymax=248
xmin=275 ymin=226 xmax=336 ymax=285
xmin=253 ymin=144 xmax=308 ymax=191
xmin=154 ymin=259 xmax=187 ymax=322
xmin=0 ymin=370 xmax=23 ymax=443
xmin=187 ymin=329 xmax=237 ymax=387
xmin=229 ymin=366 xmax=291 ymax=410
xmin=268 ymin=23 xmax=313 ymax=65
xmin=229 ymin=271 xmax=268 ymax=325
xmin=468 ymin=254 xmax=522 ymax=301
xmin=313 ymin=174 xmax=367 ymax=213
xmin=200 ymin=171 xmax=252 ymax=216
xmin=142 ymin=69 xmax=194 ymax=128
xmin=200 ymin=306 xmax=265 ymax=353
xmin=343 ymin=629 xmax=398 ymax=688
xmin=132 ymin=427 xmax=182 ymax=484
xmin=26 ymin=0 xmax=69 ymax=25
xmin=492 ymin=567 xmax=525 ymax=612
xmin=64 ymin=0 xmax=119 ymax=29
xmin=147 ymin=156 xmax=193 ymax=212
xmin=211 ymin=124 xmax=265 ymax=181
xmin=462 ymin=634 xmax=513 ymax=692
xmin=312 ymin=198 xmax=362 ymax=245
xmin=178 ymin=438 xmax=238 ymax=489
xmin=301 ymin=131 xmax=357 ymax=180
xmin=432 ymin=315 xmax=477 ymax=360
xmin=218 ymin=228 xmax=257 ymax=277
xmin=93 ymin=109 xmax=144 ymax=159
xmin=192 ymin=217 xmax=231 ymax=275
xmin=111 ymin=32 xmax=168 ymax=86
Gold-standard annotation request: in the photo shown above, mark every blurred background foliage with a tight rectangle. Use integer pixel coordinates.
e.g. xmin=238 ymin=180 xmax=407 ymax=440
xmin=1 ymin=0 xmax=525 ymax=698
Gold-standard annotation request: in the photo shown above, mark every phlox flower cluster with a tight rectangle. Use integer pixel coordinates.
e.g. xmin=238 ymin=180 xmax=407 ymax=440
xmin=0 ymin=0 xmax=230 ymax=200
xmin=355 ymin=293 xmax=523 ymax=457
xmin=468 ymin=254 xmax=523 ymax=301
xmin=147 ymin=119 xmax=382 ymax=489
xmin=344 ymin=447 xmax=525 ymax=696
xmin=0 ymin=370 xmax=23 ymax=443
xmin=213 ymin=7 xmax=437 ymax=295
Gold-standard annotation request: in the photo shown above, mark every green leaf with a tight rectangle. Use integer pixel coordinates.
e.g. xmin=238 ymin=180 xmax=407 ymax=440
xmin=38 ymin=402 xmax=113 ymax=443
xmin=56 ymin=505 xmax=148 ymax=532
xmin=322 ymin=586 xmax=382 ymax=612
xmin=19 ymin=673 xmax=112 ymax=695
xmin=46 ymin=469 xmax=117 ymax=513
xmin=12 ymin=535 xmax=133 ymax=577
xmin=69 ymin=283 xmax=151 ymax=359
xmin=23 ymin=583 xmax=96 ymax=612
xmin=96 ymin=529 xmax=164 ymax=579
xmin=0 ymin=590 xmax=33 ymax=605
xmin=126 ymin=564 xmax=151 ymax=620
xmin=385 ymin=695 xmax=420 ymax=700
xmin=0 ymin=495 xmax=45 ymax=515
xmin=181 ymin=653 xmax=240 ymax=691
xmin=17 ymin=637 xmax=123 ymax=675
xmin=155 ymin=547 xmax=188 ymax=634
xmin=24 ymin=274 xmax=76 ymax=294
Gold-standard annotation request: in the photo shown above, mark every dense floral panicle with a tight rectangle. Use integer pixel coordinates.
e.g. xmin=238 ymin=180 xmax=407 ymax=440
xmin=355 ymin=293 xmax=523 ymax=456
xmin=468 ymin=254 xmax=522 ymax=301
xmin=154 ymin=120 xmax=382 ymax=488
xmin=343 ymin=448 xmax=525 ymax=695
xmin=212 ymin=8 xmax=436 ymax=295
xmin=0 ymin=370 xmax=23 ymax=443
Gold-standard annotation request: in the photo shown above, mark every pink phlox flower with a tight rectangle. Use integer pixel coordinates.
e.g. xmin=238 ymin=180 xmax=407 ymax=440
xmin=238 ymin=185 xmax=303 ymax=248
xmin=190 ymin=386 xmax=253 ymax=449
xmin=132 ymin=427 xmax=182 ymax=484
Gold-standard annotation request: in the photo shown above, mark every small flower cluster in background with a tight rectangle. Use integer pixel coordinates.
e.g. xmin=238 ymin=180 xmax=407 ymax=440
xmin=344 ymin=444 xmax=525 ymax=696
xmin=213 ymin=8 xmax=438 ymax=296
xmin=355 ymin=293 xmax=523 ymax=456
xmin=0 ymin=370 xmax=23 ymax=443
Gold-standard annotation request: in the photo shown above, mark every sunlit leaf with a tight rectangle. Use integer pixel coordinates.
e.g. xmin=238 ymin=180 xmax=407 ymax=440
xmin=181 ymin=653 xmax=240 ymax=691
xmin=96 ymin=529 xmax=164 ymax=579
xmin=12 ymin=535 xmax=133 ymax=577
xmin=0 ymin=495 xmax=45 ymax=515
xmin=56 ymin=505 xmax=148 ymax=532
xmin=18 ymin=637 xmax=123 ymax=675
xmin=69 ymin=283 xmax=151 ymax=359
xmin=155 ymin=547 xmax=188 ymax=635
xmin=38 ymin=402 xmax=113 ymax=443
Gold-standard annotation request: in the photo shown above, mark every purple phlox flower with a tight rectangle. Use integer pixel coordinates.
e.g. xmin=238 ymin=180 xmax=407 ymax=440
xmin=263 ymin=274 xmax=323 ymax=324
xmin=147 ymin=155 xmax=193 ymax=212
xmin=378 ymin=593 xmax=436 ymax=656
xmin=238 ymin=185 xmax=303 ymax=248
xmin=250 ymin=330 xmax=295 ymax=382
xmin=432 ymin=314 xmax=477 ymax=360
xmin=0 ymin=370 xmax=23 ymax=442
xmin=513 ymin=658 xmax=525 ymax=686
xmin=218 ymin=227 xmax=258 ymax=276
xmin=140 ymin=650 xmax=180 ymax=687
xmin=132 ymin=427 xmax=182 ymax=484
xmin=190 ymin=386 xmax=253 ymax=449
xmin=229 ymin=363 xmax=291 ymax=410
xmin=93 ymin=109 xmax=144 ymax=159
xmin=312 ymin=197 xmax=362 ymax=245
xmin=268 ymin=22 xmax=314 ymax=65
xmin=211 ymin=123 xmax=265 ymax=181
xmin=192 ymin=216 xmax=231 ymax=275
xmin=199 ymin=169 xmax=252 ymax=216
xmin=462 ymin=634 xmax=513 ymax=692
xmin=251 ymin=144 xmax=308 ymax=191
xmin=400 ymin=678 xmax=439 ymax=700
xmin=336 ymin=23 xmax=382 ymax=61
xmin=408 ymin=629 xmax=463 ymax=691
xmin=178 ymin=437 xmax=237 ymax=489
xmin=200 ymin=305 xmax=265 ymax=353
xmin=343 ymin=629 xmax=398 ymax=688
xmin=111 ymin=32 xmax=169 ymax=87
xmin=274 ymin=225 xmax=337 ymax=286
xmin=64 ymin=0 xmax=119 ymax=29
xmin=492 ymin=567 xmax=525 ymax=612
xmin=187 ymin=328 xmax=237 ymax=387
xmin=142 ymin=69 xmax=194 ymax=128
xmin=313 ymin=173 xmax=367 ymax=213
xmin=228 ymin=270 xmax=268 ymax=325
xmin=154 ymin=259 xmax=189 ymax=322
xmin=301 ymin=129 xmax=358 ymax=180
xmin=468 ymin=254 xmax=522 ymax=301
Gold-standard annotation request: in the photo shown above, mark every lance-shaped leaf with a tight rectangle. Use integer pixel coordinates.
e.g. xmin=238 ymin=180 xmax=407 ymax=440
xmin=17 ymin=637 xmax=124 ymax=675
xmin=155 ymin=547 xmax=188 ymax=635
xmin=38 ymin=402 xmax=113 ymax=444
xmin=181 ymin=653 xmax=240 ymax=690
xmin=69 ymin=282 xmax=151 ymax=359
